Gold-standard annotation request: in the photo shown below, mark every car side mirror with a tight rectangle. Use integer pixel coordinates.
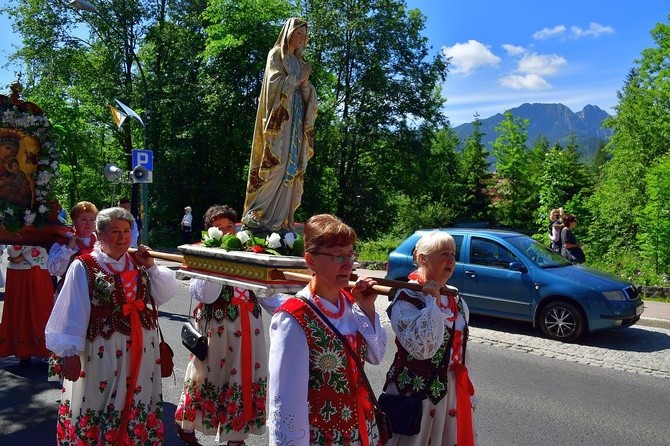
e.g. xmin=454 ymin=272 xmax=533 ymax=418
xmin=508 ymin=261 xmax=527 ymax=273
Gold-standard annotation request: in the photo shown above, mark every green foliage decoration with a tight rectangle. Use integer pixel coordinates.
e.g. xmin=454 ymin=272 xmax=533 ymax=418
xmin=201 ymin=227 xmax=304 ymax=257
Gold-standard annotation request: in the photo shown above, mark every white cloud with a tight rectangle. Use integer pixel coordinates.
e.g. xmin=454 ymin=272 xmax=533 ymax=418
xmin=442 ymin=40 xmax=501 ymax=76
xmin=502 ymin=44 xmax=525 ymax=56
xmin=571 ymin=22 xmax=614 ymax=38
xmin=495 ymin=52 xmax=566 ymax=91
xmin=532 ymin=25 xmax=566 ymax=40
xmin=499 ymin=74 xmax=551 ymax=90
xmin=517 ymin=53 xmax=567 ymax=76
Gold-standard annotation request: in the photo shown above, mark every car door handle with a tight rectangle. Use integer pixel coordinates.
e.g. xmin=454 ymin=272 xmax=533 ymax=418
xmin=465 ymin=270 xmax=476 ymax=277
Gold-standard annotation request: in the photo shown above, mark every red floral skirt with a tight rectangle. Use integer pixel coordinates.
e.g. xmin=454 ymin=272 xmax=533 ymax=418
xmin=0 ymin=266 xmax=54 ymax=358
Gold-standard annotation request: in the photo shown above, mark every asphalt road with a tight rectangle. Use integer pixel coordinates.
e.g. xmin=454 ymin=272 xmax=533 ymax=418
xmin=1 ymin=265 xmax=669 ymax=445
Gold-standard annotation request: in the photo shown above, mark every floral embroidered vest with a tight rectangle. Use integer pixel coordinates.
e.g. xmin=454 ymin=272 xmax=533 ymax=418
xmin=80 ymin=254 xmax=155 ymax=341
xmin=193 ymin=285 xmax=261 ymax=323
xmin=384 ymin=291 xmax=469 ymax=404
xmin=280 ymin=296 xmax=377 ymax=445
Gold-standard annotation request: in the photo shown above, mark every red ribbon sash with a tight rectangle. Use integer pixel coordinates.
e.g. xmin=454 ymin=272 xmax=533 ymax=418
xmin=116 ymin=268 xmax=143 ymax=445
xmin=452 ymin=363 xmax=475 ymax=446
xmin=231 ymin=288 xmax=257 ymax=422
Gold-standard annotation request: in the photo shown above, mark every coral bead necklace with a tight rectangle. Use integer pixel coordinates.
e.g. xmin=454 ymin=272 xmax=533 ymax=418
xmin=309 ymin=281 xmax=345 ymax=318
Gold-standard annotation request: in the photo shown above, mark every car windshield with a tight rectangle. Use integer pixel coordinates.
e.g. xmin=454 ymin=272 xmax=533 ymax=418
xmin=505 ymin=235 xmax=572 ymax=268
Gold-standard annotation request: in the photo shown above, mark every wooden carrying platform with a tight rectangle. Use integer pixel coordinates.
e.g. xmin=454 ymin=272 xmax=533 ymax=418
xmin=175 ymin=244 xmax=310 ymax=298
xmin=170 ymin=244 xmax=456 ymax=299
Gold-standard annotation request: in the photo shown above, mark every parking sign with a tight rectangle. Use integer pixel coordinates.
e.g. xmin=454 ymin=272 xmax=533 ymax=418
xmin=132 ymin=149 xmax=153 ymax=171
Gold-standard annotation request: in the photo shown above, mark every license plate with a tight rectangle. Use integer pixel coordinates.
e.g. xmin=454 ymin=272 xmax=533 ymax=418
xmin=635 ymin=305 xmax=644 ymax=316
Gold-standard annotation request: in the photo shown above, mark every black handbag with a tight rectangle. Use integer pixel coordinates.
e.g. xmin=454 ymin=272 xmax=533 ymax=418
xmin=180 ymin=295 xmax=209 ymax=361
xmin=377 ymin=392 xmax=424 ymax=436
xmin=181 ymin=320 xmax=207 ymax=361
xmin=298 ymin=296 xmax=393 ymax=444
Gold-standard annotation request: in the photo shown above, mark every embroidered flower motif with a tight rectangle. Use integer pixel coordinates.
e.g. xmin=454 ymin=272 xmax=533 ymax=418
xmin=92 ymin=270 xmax=115 ymax=301
xmin=340 ymin=405 xmax=354 ymax=421
xmin=314 ymin=349 xmax=341 ymax=373
xmin=213 ymin=308 xmax=225 ymax=322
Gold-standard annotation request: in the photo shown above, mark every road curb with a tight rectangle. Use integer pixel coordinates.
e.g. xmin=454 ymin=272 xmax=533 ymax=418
xmin=637 ymin=317 xmax=670 ymax=330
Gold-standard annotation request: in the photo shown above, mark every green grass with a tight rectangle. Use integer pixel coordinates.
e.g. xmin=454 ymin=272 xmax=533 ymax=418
xmin=357 ymin=237 xmax=404 ymax=262
xmin=641 ymin=295 xmax=670 ymax=303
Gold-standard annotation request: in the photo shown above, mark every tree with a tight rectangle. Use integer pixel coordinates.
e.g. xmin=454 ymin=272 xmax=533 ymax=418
xmin=490 ymin=111 xmax=532 ymax=229
xmin=144 ymin=0 xmax=293 ymax=238
xmin=587 ymin=21 xmax=670 ymax=257
xmin=637 ymin=154 xmax=670 ymax=274
xmin=457 ymin=115 xmax=492 ymax=224
xmin=303 ymin=0 xmax=448 ymax=237
xmin=536 ymin=134 xmax=593 ymax=229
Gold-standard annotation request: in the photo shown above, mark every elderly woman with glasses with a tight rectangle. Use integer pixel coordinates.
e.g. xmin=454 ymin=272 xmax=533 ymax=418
xmin=383 ymin=230 xmax=477 ymax=446
xmin=267 ymin=214 xmax=387 ymax=445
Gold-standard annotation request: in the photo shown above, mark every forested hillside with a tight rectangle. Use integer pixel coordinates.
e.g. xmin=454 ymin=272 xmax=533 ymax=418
xmin=453 ymin=103 xmax=613 ymax=162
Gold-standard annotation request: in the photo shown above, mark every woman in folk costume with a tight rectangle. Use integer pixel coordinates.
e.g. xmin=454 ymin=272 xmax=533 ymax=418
xmin=241 ymin=17 xmax=317 ymax=234
xmin=384 ymin=230 xmax=477 ymax=446
xmin=175 ymin=205 xmax=284 ymax=446
xmin=268 ymin=214 xmax=387 ymax=445
xmin=47 ymin=200 xmax=99 ymax=289
xmin=45 ymin=207 xmax=178 ymax=445
xmin=0 ymin=244 xmax=54 ymax=367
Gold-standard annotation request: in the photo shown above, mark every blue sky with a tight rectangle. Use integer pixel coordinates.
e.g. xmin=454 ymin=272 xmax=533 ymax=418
xmin=1 ymin=1 xmax=668 ymax=126
xmin=406 ymin=0 xmax=669 ymax=125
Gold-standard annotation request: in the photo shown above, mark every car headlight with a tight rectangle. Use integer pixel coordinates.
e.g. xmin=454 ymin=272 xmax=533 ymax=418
xmin=603 ymin=290 xmax=627 ymax=301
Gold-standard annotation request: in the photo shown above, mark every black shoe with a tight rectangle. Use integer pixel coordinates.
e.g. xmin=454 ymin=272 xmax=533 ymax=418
xmin=176 ymin=426 xmax=201 ymax=446
xmin=19 ymin=358 xmax=32 ymax=368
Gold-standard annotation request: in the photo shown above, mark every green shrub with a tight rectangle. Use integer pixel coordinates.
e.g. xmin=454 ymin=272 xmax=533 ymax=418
xmin=357 ymin=237 xmax=404 ymax=262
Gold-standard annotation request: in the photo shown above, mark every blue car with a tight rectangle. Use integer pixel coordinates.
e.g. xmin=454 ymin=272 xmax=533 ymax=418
xmin=386 ymin=229 xmax=644 ymax=342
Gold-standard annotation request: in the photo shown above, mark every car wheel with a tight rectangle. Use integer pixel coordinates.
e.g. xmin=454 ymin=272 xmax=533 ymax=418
xmin=538 ymin=300 xmax=585 ymax=342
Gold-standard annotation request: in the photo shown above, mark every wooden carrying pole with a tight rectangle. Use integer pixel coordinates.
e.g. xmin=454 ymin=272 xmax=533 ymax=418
xmin=132 ymin=248 xmax=457 ymax=297
xmin=128 ymin=248 xmax=184 ymax=263
xmin=270 ymin=270 xmax=457 ymax=297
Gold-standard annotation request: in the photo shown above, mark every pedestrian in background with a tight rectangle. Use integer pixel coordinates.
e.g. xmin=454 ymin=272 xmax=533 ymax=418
xmin=0 ymin=244 xmax=5 ymax=290
xmin=384 ymin=230 xmax=477 ymax=446
xmin=118 ymin=197 xmax=139 ymax=248
xmin=548 ymin=208 xmax=564 ymax=253
xmin=181 ymin=206 xmax=193 ymax=244
xmin=560 ymin=214 xmax=586 ymax=264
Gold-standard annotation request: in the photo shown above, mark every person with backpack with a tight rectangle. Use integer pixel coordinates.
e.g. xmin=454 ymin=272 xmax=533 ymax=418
xmin=548 ymin=208 xmax=564 ymax=253
xmin=560 ymin=214 xmax=586 ymax=264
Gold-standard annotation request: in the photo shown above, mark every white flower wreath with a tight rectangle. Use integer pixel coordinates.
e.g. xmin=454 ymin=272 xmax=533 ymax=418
xmin=0 ymin=106 xmax=60 ymax=230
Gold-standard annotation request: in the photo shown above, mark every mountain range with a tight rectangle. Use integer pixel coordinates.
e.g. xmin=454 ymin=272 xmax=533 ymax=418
xmin=452 ymin=103 xmax=614 ymax=161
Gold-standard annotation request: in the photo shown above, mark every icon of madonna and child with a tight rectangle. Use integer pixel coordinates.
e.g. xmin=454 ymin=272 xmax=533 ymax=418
xmin=0 ymin=131 xmax=37 ymax=210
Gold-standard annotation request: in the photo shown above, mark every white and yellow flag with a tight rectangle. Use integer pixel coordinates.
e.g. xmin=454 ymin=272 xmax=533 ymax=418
xmin=109 ymin=105 xmax=127 ymax=128
xmin=114 ymin=99 xmax=145 ymax=127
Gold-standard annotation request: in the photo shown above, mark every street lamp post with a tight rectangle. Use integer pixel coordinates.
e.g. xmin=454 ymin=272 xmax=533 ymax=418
xmin=70 ymin=0 xmax=150 ymax=245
